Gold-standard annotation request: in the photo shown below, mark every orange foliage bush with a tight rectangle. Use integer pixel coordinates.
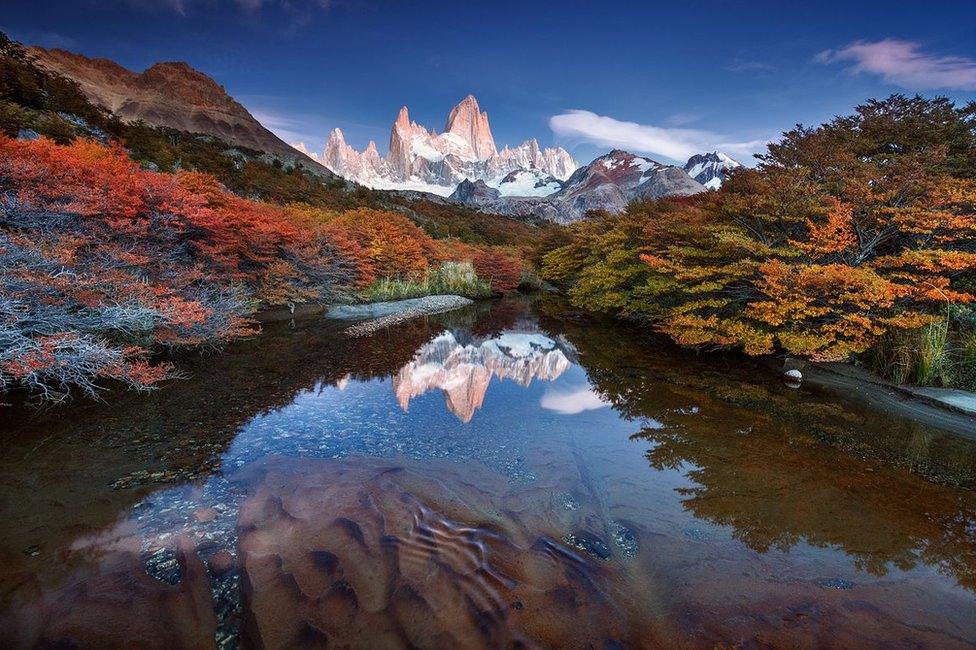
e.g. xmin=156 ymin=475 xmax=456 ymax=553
xmin=473 ymin=250 xmax=522 ymax=294
xmin=326 ymin=208 xmax=443 ymax=279
xmin=0 ymin=135 xmax=533 ymax=400
xmin=0 ymin=135 xmax=362 ymax=398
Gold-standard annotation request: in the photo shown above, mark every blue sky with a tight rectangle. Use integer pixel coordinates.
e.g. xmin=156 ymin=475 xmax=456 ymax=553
xmin=3 ymin=0 xmax=976 ymax=165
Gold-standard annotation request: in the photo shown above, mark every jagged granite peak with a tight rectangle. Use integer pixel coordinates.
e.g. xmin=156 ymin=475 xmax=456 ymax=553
xmin=29 ymin=46 xmax=331 ymax=174
xmin=323 ymin=128 xmax=354 ymax=173
xmin=684 ymin=151 xmax=741 ymax=190
xmin=317 ymin=95 xmax=578 ymax=195
xmin=444 ymin=94 xmax=496 ymax=160
xmin=497 ymin=138 xmax=577 ymax=181
xmin=325 ymin=127 xmax=391 ymax=185
xmin=386 ymin=105 xmax=434 ymax=181
xmin=395 ymin=105 xmax=411 ymax=127
xmin=290 ymin=141 xmax=319 ymax=161
xmin=362 ymin=140 xmax=383 ymax=167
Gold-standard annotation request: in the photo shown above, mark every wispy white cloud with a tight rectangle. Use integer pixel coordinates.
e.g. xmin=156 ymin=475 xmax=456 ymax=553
xmin=665 ymin=111 xmax=702 ymax=127
xmin=540 ymin=386 xmax=608 ymax=415
xmin=817 ymin=39 xmax=976 ymax=91
xmin=549 ymin=110 xmax=769 ymax=163
xmin=248 ymin=107 xmax=323 ymax=148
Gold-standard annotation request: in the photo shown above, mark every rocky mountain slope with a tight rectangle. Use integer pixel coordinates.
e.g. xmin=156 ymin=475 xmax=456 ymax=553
xmin=319 ymin=95 xmax=577 ymax=194
xmin=28 ymin=46 xmax=330 ymax=174
xmin=451 ymin=149 xmax=706 ymax=223
xmin=684 ymin=151 xmax=741 ymax=189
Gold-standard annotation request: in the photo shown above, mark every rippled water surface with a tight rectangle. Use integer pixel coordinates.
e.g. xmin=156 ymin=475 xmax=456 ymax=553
xmin=2 ymin=298 xmax=975 ymax=648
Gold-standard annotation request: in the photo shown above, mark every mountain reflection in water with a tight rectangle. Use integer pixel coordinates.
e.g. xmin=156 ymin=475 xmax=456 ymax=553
xmin=393 ymin=330 xmax=572 ymax=422
xmin=0 ymin=297 xmax=974 ymax=648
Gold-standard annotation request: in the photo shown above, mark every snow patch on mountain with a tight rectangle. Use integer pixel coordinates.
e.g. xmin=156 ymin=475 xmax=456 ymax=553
xmin=489 ymin=169 xmax=562 ymax=197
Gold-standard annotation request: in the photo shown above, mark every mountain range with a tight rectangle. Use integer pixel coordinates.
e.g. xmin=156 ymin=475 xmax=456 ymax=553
xmin=313 ymin=95 xmax=741 ymax=221
xmin=28 ymin=46 xmax=332 ymax=175
xmin=312 ymin=95 xmax=578 ymax=195
xmin=25 ymin=46 xmax=742 ymax=222
xmin=450 ymin=149 xmax=718 ymax=223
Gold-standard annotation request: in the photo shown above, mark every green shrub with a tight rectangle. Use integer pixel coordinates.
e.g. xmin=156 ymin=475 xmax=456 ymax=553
xmin=915 ymin=320 xmax=952 ymax=386
xmin=0 ymin=100 xmax=30 ymax=136
xmin=518 ymin=268 xmax=544 ymax=292
xmin=34 ymin=113 xmax=76 ymax=144
xmin=867 ymin=309 xmax=976 ymax=389
xmin=362 ymin=261 xmax=492 ymax=302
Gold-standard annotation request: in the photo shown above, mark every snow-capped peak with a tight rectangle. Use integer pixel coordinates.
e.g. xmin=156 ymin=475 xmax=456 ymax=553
xmin=684 ymin=151 xmax=741 ymax=189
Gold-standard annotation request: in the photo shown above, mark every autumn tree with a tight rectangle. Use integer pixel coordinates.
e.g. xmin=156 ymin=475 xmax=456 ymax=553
xmin=473 ymin=249 xmax=522 ymax=294
xmin=544 ymin=95 xmax=976 ymax=361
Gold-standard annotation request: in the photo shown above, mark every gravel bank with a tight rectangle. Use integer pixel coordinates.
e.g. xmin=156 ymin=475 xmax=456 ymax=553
xmin=326 ymin=295 xmax=474 ymax=337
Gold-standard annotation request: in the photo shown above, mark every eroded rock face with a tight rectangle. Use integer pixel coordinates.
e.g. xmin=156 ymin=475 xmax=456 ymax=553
xmin=444 ymin=94 xmax=497 ymax=161
xmin=233 ymin=455 xmax=664 ymax=649
xmin=449 ymin=178 xmax=501 ymax=204
xmin=29 ymin=47 xmax=330 ymax=173
xmin=453 ymin=149 xmax=707 ymax=223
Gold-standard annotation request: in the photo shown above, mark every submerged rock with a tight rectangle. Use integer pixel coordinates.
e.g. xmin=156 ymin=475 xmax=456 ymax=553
xmin=564 ymin=532 xmax=612 ymax=560
xmin=231 ymin=455 xmax=667 ymax=648
xmin=208 ymin=549 xmax=236 ymax=578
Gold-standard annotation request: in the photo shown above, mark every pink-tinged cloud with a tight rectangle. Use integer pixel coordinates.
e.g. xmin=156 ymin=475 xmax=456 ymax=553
xmin=549 ymin=110 xmax=770 ymax=164
xmin=817 ymin=39 xmax=976 ymax=91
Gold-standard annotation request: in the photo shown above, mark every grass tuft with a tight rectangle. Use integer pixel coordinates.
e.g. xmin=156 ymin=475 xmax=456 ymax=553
xmin=362 ymin=261 xmax=492 ymax=302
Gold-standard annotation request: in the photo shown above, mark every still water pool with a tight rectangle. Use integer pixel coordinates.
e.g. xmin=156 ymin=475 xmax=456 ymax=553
xmin=1 ymin=298 xmax=975 ymax=648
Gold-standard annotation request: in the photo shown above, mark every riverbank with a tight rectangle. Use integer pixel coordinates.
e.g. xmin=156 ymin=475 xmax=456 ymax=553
xmin=789 ymin=360 xmax=976 ymax=440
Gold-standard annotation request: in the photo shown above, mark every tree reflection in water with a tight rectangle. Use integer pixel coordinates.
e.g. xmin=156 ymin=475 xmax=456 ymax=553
xmin=543 ymin=299 xmax=976 ymax=593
